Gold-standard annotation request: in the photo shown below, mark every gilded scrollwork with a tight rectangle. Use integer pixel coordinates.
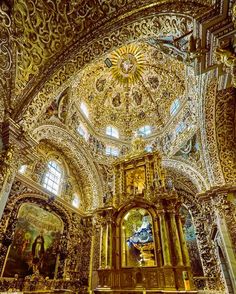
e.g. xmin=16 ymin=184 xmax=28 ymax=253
xmin=21 ymin=13 xmax=194 ymax=131
xmin=215 ymin=87 xmax=236 ymax=184
xmin=199 ymin=77 xmax=225 ymax=186
xmin=0 ymin=2 xmax=13 ymax=117
xmin=33 ymin=124 xmax=104 ymax=210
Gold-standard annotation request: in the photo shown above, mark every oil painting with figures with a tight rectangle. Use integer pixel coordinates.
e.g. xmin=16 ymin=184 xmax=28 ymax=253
xmin=3 ymin=203 xmax=63 ymax=278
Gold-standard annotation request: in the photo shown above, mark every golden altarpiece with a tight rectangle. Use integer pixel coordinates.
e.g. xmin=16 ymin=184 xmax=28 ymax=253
xmin=92 ymin=138 xmax=196 ymax=293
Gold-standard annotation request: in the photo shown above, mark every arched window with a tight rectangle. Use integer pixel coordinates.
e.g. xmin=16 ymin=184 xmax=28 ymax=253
xmin=80 ymin=102 xmax=89 ymax=118
xmin=72 ymin=193 xmax=80 ymax=208
xmin=170 ymin=99 xmax=180 ymax=116
xmin=138 ymin=125 xmax=151 ymax=137
xmin=106 ymin=126 xmax=119 ymax=138
xmin=43 ymin=161 xmax=62 ymax=195
xmin=105 ymin=145 xmax=119 ymax=157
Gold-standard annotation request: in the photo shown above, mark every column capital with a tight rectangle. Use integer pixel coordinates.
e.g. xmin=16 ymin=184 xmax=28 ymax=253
xmin=1 ymin=118 xmax=38 ymax=163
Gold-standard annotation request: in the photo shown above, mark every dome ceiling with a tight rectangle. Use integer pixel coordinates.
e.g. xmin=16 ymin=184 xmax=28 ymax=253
xmin=72 ymin=42 xmax=186 ymax=138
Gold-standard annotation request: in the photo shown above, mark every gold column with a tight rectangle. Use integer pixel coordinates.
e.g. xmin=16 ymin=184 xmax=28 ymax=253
xmin=99 ymin=225 xmax=103 ymax=268
xmin=120 ymin=164 xmax=125 ymax=204
xmin=153 ymin=215 xmax=162 ymax=266
xmin=169 ymin=212 xmax=183 ymax=266
xmin=145 ymin=156 xmax=151 ymax=196
xmin=177 ymin=215 xmax=190 ymax=266
xmin=159 ymin=212 xmax=171 ymax=266
xmin=106 ymin=221 xmax=113 ymax=268
xmin=105 ymin=223 xmax=109 ymax=268
xmin=121 ymin=224 xmax=126 ymax=267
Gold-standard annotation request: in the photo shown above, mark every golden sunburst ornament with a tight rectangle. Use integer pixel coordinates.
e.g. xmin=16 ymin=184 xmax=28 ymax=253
xmin=109 ymin=44 xmax=145 ymax=86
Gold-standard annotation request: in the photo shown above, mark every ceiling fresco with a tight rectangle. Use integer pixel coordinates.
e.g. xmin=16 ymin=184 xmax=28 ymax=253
xmin=72 ymin=42 xmax=186 ymax=138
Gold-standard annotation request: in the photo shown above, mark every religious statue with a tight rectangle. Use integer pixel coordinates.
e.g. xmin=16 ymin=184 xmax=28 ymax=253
xmin=32 ymin=234 xmax=45 ymax=272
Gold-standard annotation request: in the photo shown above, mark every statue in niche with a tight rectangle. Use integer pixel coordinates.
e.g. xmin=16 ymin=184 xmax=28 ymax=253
xmin=58 ymin=91 xmax=69 ymax=123
xmin=45 ymin=100 xmax=58 ymax=119
xmin=133 ymin=91 xmax=142 ymax=106
xmin=148 ymin=76 xmax=159 ymax=89
xmin=96 ymin=77 xmax=106 ymax=92
xmin=153 ymin=172 xmax=161 ymax=189
xmin=166 ymin=177 xmax=174 ymax=191
xmin=112 ymin=93 xmax=121 ymax=107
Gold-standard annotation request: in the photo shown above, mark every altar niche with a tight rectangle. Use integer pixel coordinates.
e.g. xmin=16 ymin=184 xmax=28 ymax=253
xmin=121 ymin=208 xmax=157 ymax=268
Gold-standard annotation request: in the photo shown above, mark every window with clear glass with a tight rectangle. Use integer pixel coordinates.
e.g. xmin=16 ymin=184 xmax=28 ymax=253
xmin=121 ymin=208 xmax=156 ymax=267
xmin=145 ymin=145 xmax=152 ymax=152
xmin=18 ymin=165 xmax=27 ymax=174
xmin=77 ymin=123 xmax=88 ymax=140
xmin=138 ymin=125 xmax=151 ymax=137
xmin=106 ymin=126 xmax=119 ymax=138
xmin=170 ymin=99 xmax=180 ymax=116
xmin=175 ymin=121 xmax=185 ymax=135
xmin=80 ymin=102 xmax=89 ymax=118
xmin=105 ymin=146 xmax=119 ymax=157
xmin=72 ymin=194 xmax=80 ymax=208
xmin=43 ymin=161 xmax=62 ymax=195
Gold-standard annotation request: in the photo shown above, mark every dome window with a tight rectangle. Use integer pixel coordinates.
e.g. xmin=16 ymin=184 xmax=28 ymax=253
xmin=175 ymin=121 xmax=185 ymax=135
xmin=138 ymin=125 xmax=151 ymax=137
xmin=80 ymin=102 xmax=89 ymax=118
xmin=106 ymin=126 xmax=119 ymax=139
xmin=106 ymin=146 xmax=119 ymax=157
xmin=170 ymin=99 xmax=180 ymax=116
xmin=77 ymin=123 xmax=88 ymax=140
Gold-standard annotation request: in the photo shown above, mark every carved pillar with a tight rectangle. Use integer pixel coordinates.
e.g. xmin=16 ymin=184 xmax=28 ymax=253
xmin=106 ymin=220 xmax=113 ymax=269
xmin=176 ymin=214 xmax=190 ymax=266
xmin=153 ymin=215 xmax=162 ymax=266
xmin=169 ymin=212 xmax=183 ymax=266
xmin=159 ymin=212 xmax=171 ymax=266
xmin=145 ymin=156 xmax=151 ymax=196
xmin=0 ymin=118 xmax=37 ymax=219
xmin=211 ymin=190 xmax=236 ymax=293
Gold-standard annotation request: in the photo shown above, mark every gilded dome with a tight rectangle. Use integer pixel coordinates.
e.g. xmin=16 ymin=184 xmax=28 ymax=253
xmin=72 ymin=42 xmax=186 ymax=139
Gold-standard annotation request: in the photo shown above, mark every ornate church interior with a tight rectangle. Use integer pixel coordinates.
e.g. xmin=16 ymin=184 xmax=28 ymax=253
xmin=0 ymin=0 xmax=235 ymax=293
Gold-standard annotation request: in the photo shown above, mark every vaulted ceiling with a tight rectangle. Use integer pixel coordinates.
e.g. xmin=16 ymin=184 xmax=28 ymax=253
xmin=0 ymin=0 xmax=235 ymax=208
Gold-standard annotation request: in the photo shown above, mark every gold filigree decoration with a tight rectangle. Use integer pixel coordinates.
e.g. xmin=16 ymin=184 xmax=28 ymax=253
xmin=110 ymin=44 xmax=145 ymax=86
